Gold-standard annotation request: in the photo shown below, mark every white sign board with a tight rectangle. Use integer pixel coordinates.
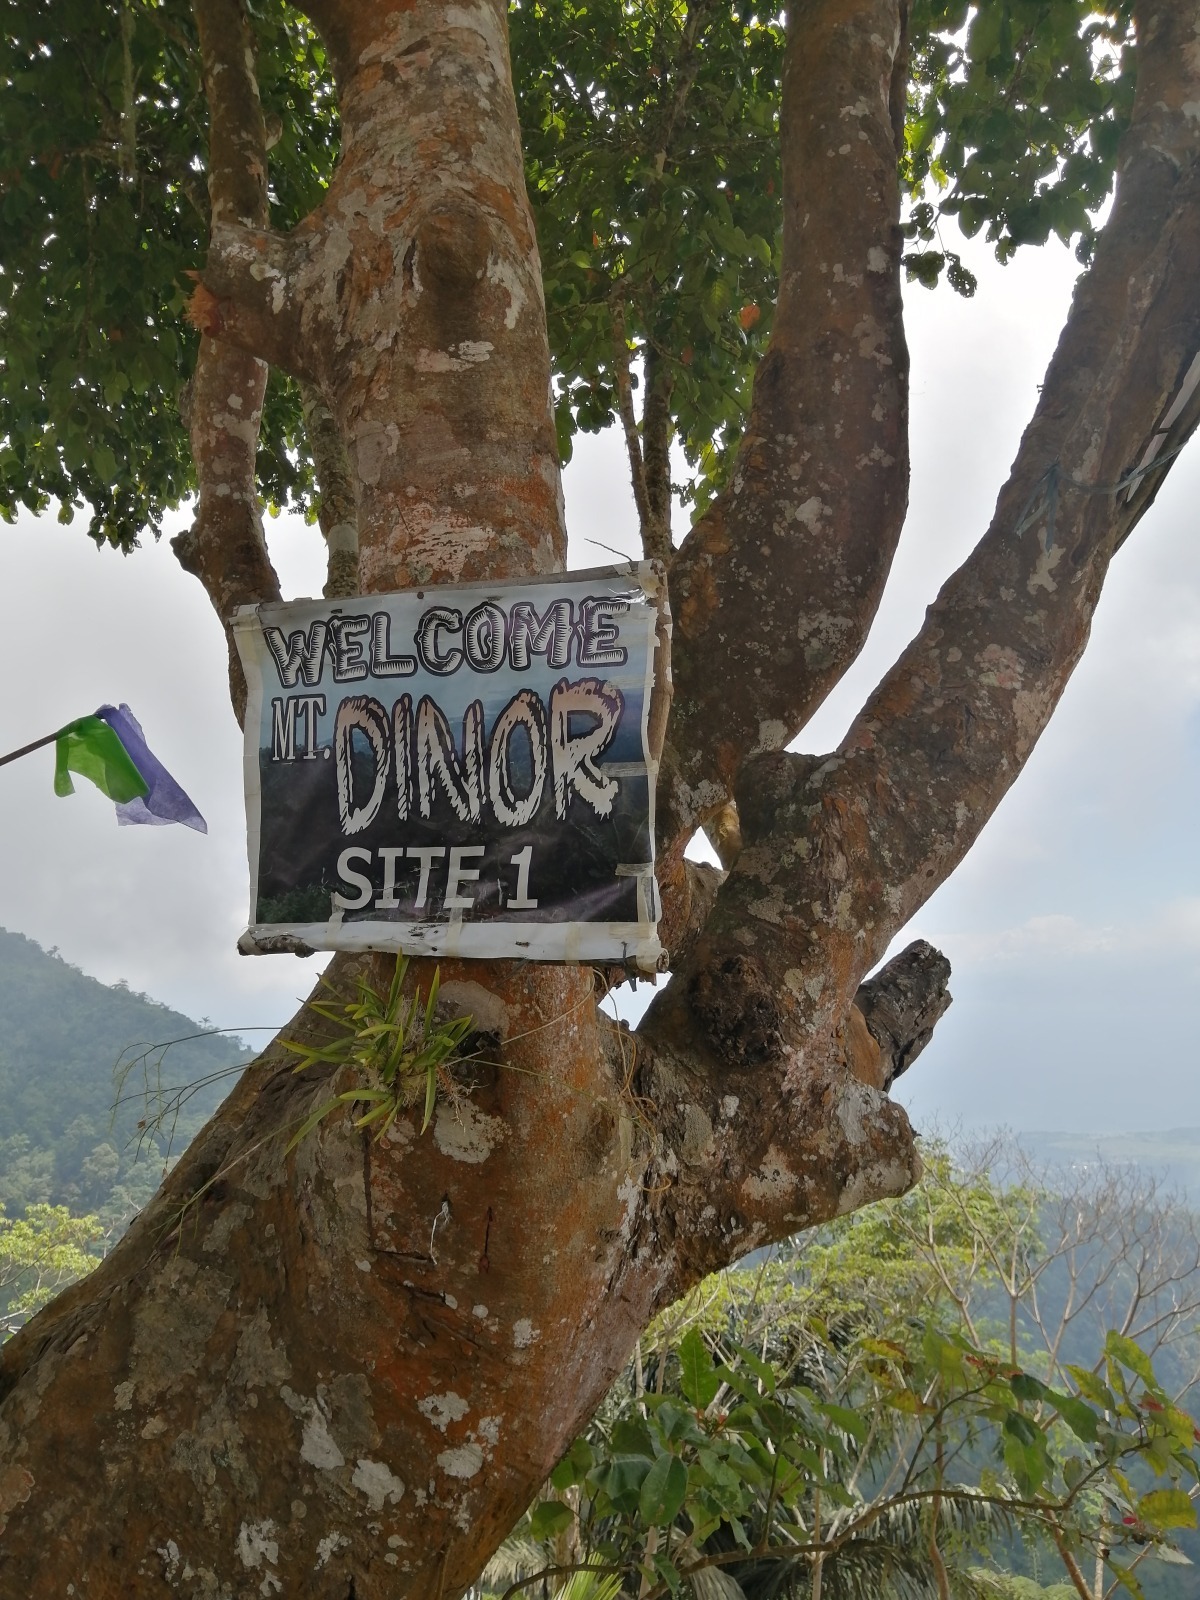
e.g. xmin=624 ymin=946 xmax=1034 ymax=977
xmin=233 ymin=564 xmax=666 ymax=969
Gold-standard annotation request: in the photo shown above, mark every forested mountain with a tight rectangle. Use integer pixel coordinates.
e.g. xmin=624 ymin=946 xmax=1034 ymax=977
xmin=0 ymin=927 xmax=252 ymax=1228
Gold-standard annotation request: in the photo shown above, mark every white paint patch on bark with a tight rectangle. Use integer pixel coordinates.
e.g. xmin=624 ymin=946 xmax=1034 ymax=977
xmin=418 ymin=1392 xmax=471 ymax=1432
xmin=749 ymin=719 xmax=789 ymax=755
xmin=793 ymin=496 xmax=829 ymax=531
xmin=415 ymin=341 xmax=494 ymax=372
xmin=158 ymin=1539 xmax=182 ymax=1581
xmin=679 ymin=1103 xmax=715 ymax=1167
xmin=976 ymin=643 xmax=1025 ymax=691
xmin=301 ymin=1407 xmax=345 ymax=1471
xmin=438 ymin=1441 xmax=485 ymax=1479
xmin=836 ymin=1157 xmax=917 ymax=1215
xmin=747 ymin=892 xmax=786 ymax=925
xmin=852 ymin=314 xmax=891 ymax=362
xmin=676 ymin=775 xmax=728 ymax=830
xmin=433 ymin=1100 xmax=506 ymax=1163
xmin=230 ymin=1307 xmax=291 ymax=1393
xmin=1027 ymin=540 xmax=1063 ymax=595
xmin=282 ymin=1387 xmax=346 ymax=1471
xmin=616 ymin=1171 xmax=641 ymax=1243
xmin=236 ymin=1519 xmax=279 ymax=1570
xmin=437 ymin=979 xmax=509 ymax=1036
xmin=487 ymin=253 xmax=529 ymax=328
xmin=355 ymin=420 xmax=401 ymax=486
xmin=316 ymin=1532 xmax=350 ymax=1568
xmin=836 ymin=1079 xmax=868 ymax=1144
xmin=1012 ymin=687 xmax=1053 ymax=759
xmin=742 ymin=1144 xmax=798 ymax=1203
xmin=352 ymin=1457 xmax=406 ymax=1509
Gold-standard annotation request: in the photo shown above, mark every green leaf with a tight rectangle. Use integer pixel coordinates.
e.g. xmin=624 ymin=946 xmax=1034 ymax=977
xmin=1068 ymin=1365 xmax=1115 ymax=1409
xmin=1002 ymin=1411 xmax=1049 ymax=1497
xmin=650 ymin=1554 xmax=682 ymax=1596
xmin=1009 ymin=1372 xmax=1047 ymax=1406
xmin=818 ymin=1402 xmax=870 ymax=1444
xmin=678 ymin=1328 xmax=721 ymax=1410
xmin=1106 ymin=1331 xmax=1158 ymax=1389
xmin=1137 ymin=1489 xmax=1197 ymax=1531
xmin=595 ymin=1454 xmax=653 ymax=1514
xmin=1052 ymin=1394 xmax=1100 ymax=1444
xmin=638 ymin=1453 xmax=688 ymax=1526
xmin=611 ymin=1418 xmax=655 ymax=1458
xmin=730 ymin=1343 xmax=776 ymax=1394
xmin=528 ymin=1500 xmax=573 ymax=1540
xmin=551 ymin=1437 xmax=594 ymax=1491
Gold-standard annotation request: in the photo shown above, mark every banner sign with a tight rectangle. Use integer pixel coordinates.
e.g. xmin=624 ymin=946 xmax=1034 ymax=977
xmin=233 ymin=564 xmax=666 ymax=968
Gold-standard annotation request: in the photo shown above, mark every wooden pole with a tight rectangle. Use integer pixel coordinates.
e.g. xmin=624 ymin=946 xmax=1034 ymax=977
xmin=0 ymin=728 xmax=67 ymax=769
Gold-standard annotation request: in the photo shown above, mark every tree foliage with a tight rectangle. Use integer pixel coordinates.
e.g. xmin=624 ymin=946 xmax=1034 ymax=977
xmin=504 ymin=1146 xmax=1200 ymax=1600
xmin=902 ymin=0 xmax=1136 ymax=289
xmin=0 ymin=0 xmax=333 ymax=546
xmin=0 ymin=0 xmax=1139 ymax=541
xmin=0 ymin=1203 xmax=105 ymax=1335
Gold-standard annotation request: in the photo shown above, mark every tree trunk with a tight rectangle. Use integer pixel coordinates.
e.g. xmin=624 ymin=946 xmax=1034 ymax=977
xmin=4 ymin=0 xmax=1200 ymax=1595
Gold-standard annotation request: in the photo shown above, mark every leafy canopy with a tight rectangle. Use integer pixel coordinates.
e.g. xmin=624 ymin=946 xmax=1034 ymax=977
xmin=0 ymin=1203 xmax=105 ymax=1332
xmin=503 ymin=1146 xmax=1200 ymax=1600
xmin=0 ymin=0 xmax=331 ymax=546
xmin=0 ymin=0 xmax=1135 ymax=544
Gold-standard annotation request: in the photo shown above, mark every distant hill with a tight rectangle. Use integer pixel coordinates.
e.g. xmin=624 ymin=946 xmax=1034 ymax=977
xmin=0 ymin=928 xmax=253 ymax=1227
xmin=1019 ymin=1127 xmax=1200 ymax=1204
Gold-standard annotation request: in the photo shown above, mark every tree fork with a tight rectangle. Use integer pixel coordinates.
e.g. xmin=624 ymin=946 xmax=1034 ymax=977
xmin=0 ymin=0 xmax=939 ymax=1561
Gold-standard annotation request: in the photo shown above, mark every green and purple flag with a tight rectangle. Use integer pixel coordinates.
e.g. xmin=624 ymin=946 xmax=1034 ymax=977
xmin=53 ymin=704 xmax=206 ymax=833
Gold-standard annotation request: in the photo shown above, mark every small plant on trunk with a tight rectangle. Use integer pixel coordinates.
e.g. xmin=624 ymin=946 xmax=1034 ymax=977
xmin=283 ymin=955 xmax=475 ymax=1147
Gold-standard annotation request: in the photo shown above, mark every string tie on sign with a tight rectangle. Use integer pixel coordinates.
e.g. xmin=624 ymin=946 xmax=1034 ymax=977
xmin=1013 ymin=436 xmax=1194 ymax=550
xmin=1014 ymin=347 xmax=1200 ymax=549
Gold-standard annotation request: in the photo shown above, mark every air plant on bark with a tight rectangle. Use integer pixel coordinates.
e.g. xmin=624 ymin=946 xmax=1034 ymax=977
xmin=283 ymin=955 xmax=475 ymax=1147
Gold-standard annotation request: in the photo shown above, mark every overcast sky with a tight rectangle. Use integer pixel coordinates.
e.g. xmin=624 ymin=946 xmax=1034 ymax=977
xmin=2 ymin=226 xmax=1197 ymax=1135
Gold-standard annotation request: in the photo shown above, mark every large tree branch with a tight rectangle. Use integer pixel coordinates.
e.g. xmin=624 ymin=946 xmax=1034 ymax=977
xmin=300 ymin=379 xmax=360 ymax=598
xmin=612 ymin=301 xmax=655 ymax=542
xmin=188 ymin=218 xmax=317 ymax=384
xmin=641 ymin=343 xmax=675 ymax=564
xmin=656 ymin=0 xmax=910 ymax=866
xmin=653 ymin=0 xmax=1200 ymax=1072
xmin=853 ymin=939 xmax=952 ymax=1090
xmin=172 ymin=0 xmax=281 ymax=724
xmin=633 ymin=936 xmax=946 ymax=1295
